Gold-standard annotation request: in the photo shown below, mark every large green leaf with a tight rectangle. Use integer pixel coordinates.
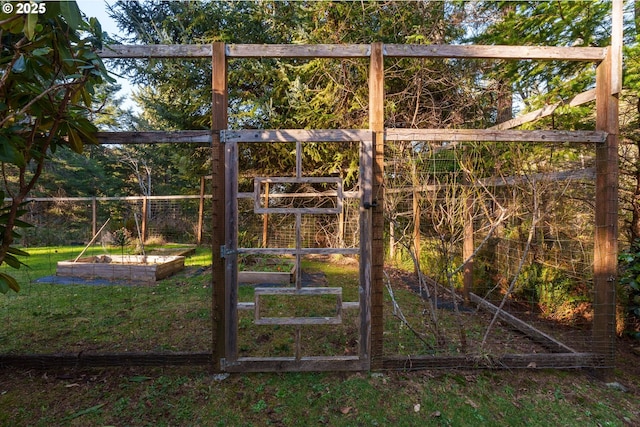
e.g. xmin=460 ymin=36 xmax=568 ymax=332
xmin=11 ymin=54 xmax=26 ymax=73
xmin=67 ymin=127 xmax=83 ymax=153
xmin=7 ymin=247 xmax=30 ymax=258
xmin=0 ymin=273 xmax=20 ymax=293
xmin=0 ymin=136 xmax=25 ymax=166
xmin=24 ymin=11 xmax=39 ymax=40
xmin=60 ymin=1 xmax=82 ymax=31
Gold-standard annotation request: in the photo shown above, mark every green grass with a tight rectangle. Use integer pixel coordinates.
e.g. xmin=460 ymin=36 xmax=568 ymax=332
xmin=0 ymin=245 xmax=212 ymax=354
xmin=0 ymin=248 xmax=639 ymax=426
xmin=0 ymin=368 xmax=637 ymax=426
xmin=2 ymin=245 xmax=108 ymax=285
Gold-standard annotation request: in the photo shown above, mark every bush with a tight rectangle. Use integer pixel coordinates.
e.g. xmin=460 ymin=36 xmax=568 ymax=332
xmin=618 ymin=244 xmax=640 ymax=339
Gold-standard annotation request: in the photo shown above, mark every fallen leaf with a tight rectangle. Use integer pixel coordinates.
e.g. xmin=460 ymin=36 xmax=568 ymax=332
xmin=65 ymin=383 xmax=80 ymax=388
xmin=414 ymin=403 xmax=421 ymax=412
xmin=340 ymin=407 xmax=352 ymax=414
xmin=431 ymin=411 xmax=441 ymax=418
xmin=466 ymin=398 xmax=479 ymax=409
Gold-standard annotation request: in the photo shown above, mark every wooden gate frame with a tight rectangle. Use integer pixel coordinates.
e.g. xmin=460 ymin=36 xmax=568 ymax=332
xmin=220 ymin=129 xmax=372 ymax=372
xmin=95 ymin=1 xmax=622 ymax=372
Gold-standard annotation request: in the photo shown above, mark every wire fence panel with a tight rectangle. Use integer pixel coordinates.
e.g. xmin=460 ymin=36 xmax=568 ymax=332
xmin=19 ymin=195 xmax=212 ymax=247
xmin=381 ymin=140 xmax=599 ymax=368
xmin=1 ymin=195 xmax=213 ymax=362
xmin=0 ymin=141 xmax=607 ymax=370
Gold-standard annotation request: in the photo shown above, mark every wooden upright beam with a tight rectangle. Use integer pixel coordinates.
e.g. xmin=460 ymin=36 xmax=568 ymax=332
xmin=610 ymin=0 xmax=623 ymax=95
xmin=369 ymin=42 xmax=385 ymax=369
xmin=197 ymin=176 xmax=206 ymax=245
xmin=211 ymin=42 xmax=228 ymax=371
xmin=463 ymin=184 xmax=474 ymax=304
xmin=593 ymin=47 xmax=619 ymax=370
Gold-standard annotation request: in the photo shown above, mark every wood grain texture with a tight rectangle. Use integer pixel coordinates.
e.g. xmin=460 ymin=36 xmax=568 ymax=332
xmin=385 ymin=44 xmax=605 ymax=61
xmin=96 ymin=131 xmax=211 ymax=145
xmin=385 ymin=129 xmax=606 ymax=143
xmin=223 ymin=129 xmax=371 ymax=143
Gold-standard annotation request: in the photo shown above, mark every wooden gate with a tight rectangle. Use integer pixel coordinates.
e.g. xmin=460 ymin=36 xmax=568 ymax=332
xmin=220 ymin=129 xmax=373 ymax=372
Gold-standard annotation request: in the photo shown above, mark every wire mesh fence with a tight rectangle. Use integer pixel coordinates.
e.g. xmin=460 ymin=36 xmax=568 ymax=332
xmin=1 ymin=195 xmax=213 ymax=363
xmin=19 ymin=195 xmax=212 ymax=247
xmin=0 ymin=139 xmax=606 ymax=370
xmin=381 ymin=140 xmax=600 ymax=367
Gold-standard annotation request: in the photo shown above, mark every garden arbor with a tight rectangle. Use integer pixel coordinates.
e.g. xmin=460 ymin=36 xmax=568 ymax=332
xmin=96 ymin=1 xmax=622 ymax=372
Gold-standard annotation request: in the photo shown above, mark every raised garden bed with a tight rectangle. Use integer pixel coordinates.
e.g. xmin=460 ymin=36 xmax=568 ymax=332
xmin=238 ymin=257 xmax=296 ymax=285
xmin=56 ymin=255 xmax=185 ymax=284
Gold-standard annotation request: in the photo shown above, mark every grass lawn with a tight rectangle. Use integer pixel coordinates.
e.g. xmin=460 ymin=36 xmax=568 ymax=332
xmin=0 ymin=246 xmax=639 ymax=425
xmin=0 ymin=365 xmax=638 ymax=426
xmin=0 ymin=245 xmax=212 ymax=354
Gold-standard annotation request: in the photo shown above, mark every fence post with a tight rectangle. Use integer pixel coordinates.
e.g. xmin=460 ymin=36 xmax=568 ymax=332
xmin=593 ymin=5 xmax=620 ymax=372
xmin=211 ymin=41 xmax=228 ymax=371
xmin=463 ymin=189 xmax=474 ymax=304
xmin=92 ymin=197 xmax=97 ymax=238
xmin=197 ymin=176 xmax=205 ymax=245
xmin=262 ymin=182 xmax=269 ymax=248
xmin=369 ymin=42 xmax=385 ymax=369
xmin=141 ymin=197 xmax=148 ymax=243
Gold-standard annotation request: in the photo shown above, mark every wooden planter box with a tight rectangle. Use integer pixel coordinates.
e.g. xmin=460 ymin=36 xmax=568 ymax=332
xmin=56 ymin=255 xmax=185 ymax=283
xmin=238 ymin=260 xmax=296 ymax=285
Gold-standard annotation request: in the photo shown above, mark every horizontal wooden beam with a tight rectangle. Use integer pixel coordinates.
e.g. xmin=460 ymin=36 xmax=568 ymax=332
xmin=478 ymin=168 xmax=596 ymax=187
xmin=96 ymin=131 xmax=211 ymax=145
xmin=469 ymin=292 xmax=578 ymax=353
xmin=99 ymin=44 xmax=212 ymax=58
xmin=223 ymin=129 xmax=370 ymax=143
xmin=385 ymin=44 xmax=606 ymax=61
xmin=385 ymin=168 xmax=595 ymax=194
xmin=95 ymin=129 xmax=605 ymax=145
xmin=491 ymin=89 xmax=597 ymax=130
xmin=227 ymin=44 xmax=370 ymax=58
xmin=99 ymin=44 xmax=607 ymax=62
xmin=222 ymin=356 xmax=366 ymax=372
xmin=236 ymin=248 xmax=360 ymax=256
xmin=237 ymin=191 xmax=359 ymax=199
xmin=385 ymin=129 xmax=606 ymax=143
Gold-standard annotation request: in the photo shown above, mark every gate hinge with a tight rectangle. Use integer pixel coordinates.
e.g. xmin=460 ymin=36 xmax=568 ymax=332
xmin=220 ymin=245 xmax=237 ymax=258
xmin=218 ymin=130 xmax=227 ymax=144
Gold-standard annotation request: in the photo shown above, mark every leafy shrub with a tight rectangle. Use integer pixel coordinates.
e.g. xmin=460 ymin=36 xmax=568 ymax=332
xmin=618 ymin=245 xmax=640 ymax=339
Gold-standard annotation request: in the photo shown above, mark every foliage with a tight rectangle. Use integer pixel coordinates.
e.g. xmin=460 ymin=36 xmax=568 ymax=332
xmin=0 ymin=1 xmax=112 ymax=291
xmin=472 ymin=1 xmax=610 ymax=109
xmin=111 ymin=227 xmax=132 ymax=250
xmin=109 ymin=0 xmax=490 ymax=186
xmin=618 ymin=243 xmax=640 ymax=339
xmin=0 ymin=192 xmax=30 ymax=293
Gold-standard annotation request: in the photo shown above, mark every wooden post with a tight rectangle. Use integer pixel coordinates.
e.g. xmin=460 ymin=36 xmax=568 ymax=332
xmin=211 ymin=42 xmax=228 ymax=371
xmin=369 ymin=42 xmax=385 ymax=369
xmin=197 ymin=176 xmax=205 ymax=245
xmin=412 ymin=187 xmax=421 ymax=274
xmin=92 ymin=197 xmax=97 ymax=238
xmin=262 ymin=182 xmax=269 ymax=248
xmin=389 ymin=218 xmax=395 ymax=260
xmin=463 ymin=190 xmax=474 ymax=304
xmin=141 ymin=197 xmax=148 ymax=243
xmin=593 ymin=49 xmax=619 ymax=370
